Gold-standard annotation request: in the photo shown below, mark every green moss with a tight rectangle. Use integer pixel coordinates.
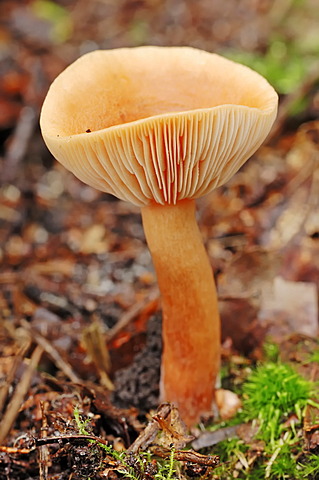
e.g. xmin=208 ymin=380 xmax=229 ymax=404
xmin=298 ymin=453 xmax=319 ymax=479
xmin=213 ymin=437 xmax=250 ymax=479
xmin=208 ymin=361 xmax=315 ymax=479
xmin=242 ymin=362 xmax=310 ymax=444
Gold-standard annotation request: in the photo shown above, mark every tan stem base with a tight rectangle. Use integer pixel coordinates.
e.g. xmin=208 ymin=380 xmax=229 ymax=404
xmin=141 ymin=199 xmax=220 ymax=426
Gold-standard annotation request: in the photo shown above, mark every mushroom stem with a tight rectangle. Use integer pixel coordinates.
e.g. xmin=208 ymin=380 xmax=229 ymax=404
xmin=141 ymin=199 xmax=220 ymax=426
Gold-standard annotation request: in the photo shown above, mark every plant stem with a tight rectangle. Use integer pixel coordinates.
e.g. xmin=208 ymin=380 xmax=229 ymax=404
xmin=141 ymin=199 xmax=220 ymax=426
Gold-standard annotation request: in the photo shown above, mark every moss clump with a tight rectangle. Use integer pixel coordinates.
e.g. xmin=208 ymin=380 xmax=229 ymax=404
xmin=213 ymin=361 xmax=316 ymax=479
xmin=242 ymin=362 xmax=310 ymax=444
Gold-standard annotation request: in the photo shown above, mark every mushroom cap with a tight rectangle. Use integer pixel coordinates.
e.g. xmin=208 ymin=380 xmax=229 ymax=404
xmin=40 ymin=46 xmax=278 ymax=206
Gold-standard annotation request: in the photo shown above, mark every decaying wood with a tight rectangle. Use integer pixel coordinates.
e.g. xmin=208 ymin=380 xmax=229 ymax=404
xmin=127 ymin=403 xmax=172 ymax=453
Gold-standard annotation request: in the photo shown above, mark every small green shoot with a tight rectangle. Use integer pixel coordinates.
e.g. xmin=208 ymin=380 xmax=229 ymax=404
xmin=156 ymin=448 xmax=176 ymax=480
xmin=263 ymin=341 xmax=280 ymax=363
xmin=72 ymin=406 xmax=177 ymax=480
xmin=74 ymin=405 xmax=92 ymax=436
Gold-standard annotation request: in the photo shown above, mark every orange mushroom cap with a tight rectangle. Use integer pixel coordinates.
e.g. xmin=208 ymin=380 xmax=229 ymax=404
xmin=40 ymin=46 xmax=278 ymax=206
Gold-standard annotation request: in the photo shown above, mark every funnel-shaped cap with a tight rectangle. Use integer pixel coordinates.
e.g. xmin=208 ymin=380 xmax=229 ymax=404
xmin=40 ymin=46 xmax=278 ymax=206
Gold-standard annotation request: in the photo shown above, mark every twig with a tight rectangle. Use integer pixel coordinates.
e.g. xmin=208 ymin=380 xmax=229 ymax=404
xmin=20 ymin=319 xmax=81 ymax=384
xmin=35 ymin=434 xmax=109 ymax=447
xmin=0 ymin=445 xmax=34 ymax=454
xmin=0 ymin=345 xmax=43 ymax=443
xmin=150 ymin=446 xmax=220 ymax=467
xmin=0 ymin=339 xmax=31 ymax=416
xmin=106 ymin=287 xmax=159 ymax=342
xmin=38 ymin=402 xmax=50 ymax=480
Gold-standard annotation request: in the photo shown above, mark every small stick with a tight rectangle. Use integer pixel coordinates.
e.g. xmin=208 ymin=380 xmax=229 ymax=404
xmin=35 ymin=434 xmax=109 ymax=447
xmin=0 ymin=445 xmax=34 ymax=454
xmin=106 ymin=288 xmax=159 ymax=342
xmin=0 ymin=339 xmax=31 ymax=415
xmin=20 ymin=319 xmax=81 ymax=384
xmin=0 ymin=345 xmax=43 ymax=443
xmin=38 ymin=401 xmax=50 ymax=480
xmin=150 ymin=446 xmax=220 ymax=467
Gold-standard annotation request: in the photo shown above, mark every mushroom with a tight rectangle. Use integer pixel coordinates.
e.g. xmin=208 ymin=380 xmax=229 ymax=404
xmin=40 ymin=46 xmax=278 ymax=426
